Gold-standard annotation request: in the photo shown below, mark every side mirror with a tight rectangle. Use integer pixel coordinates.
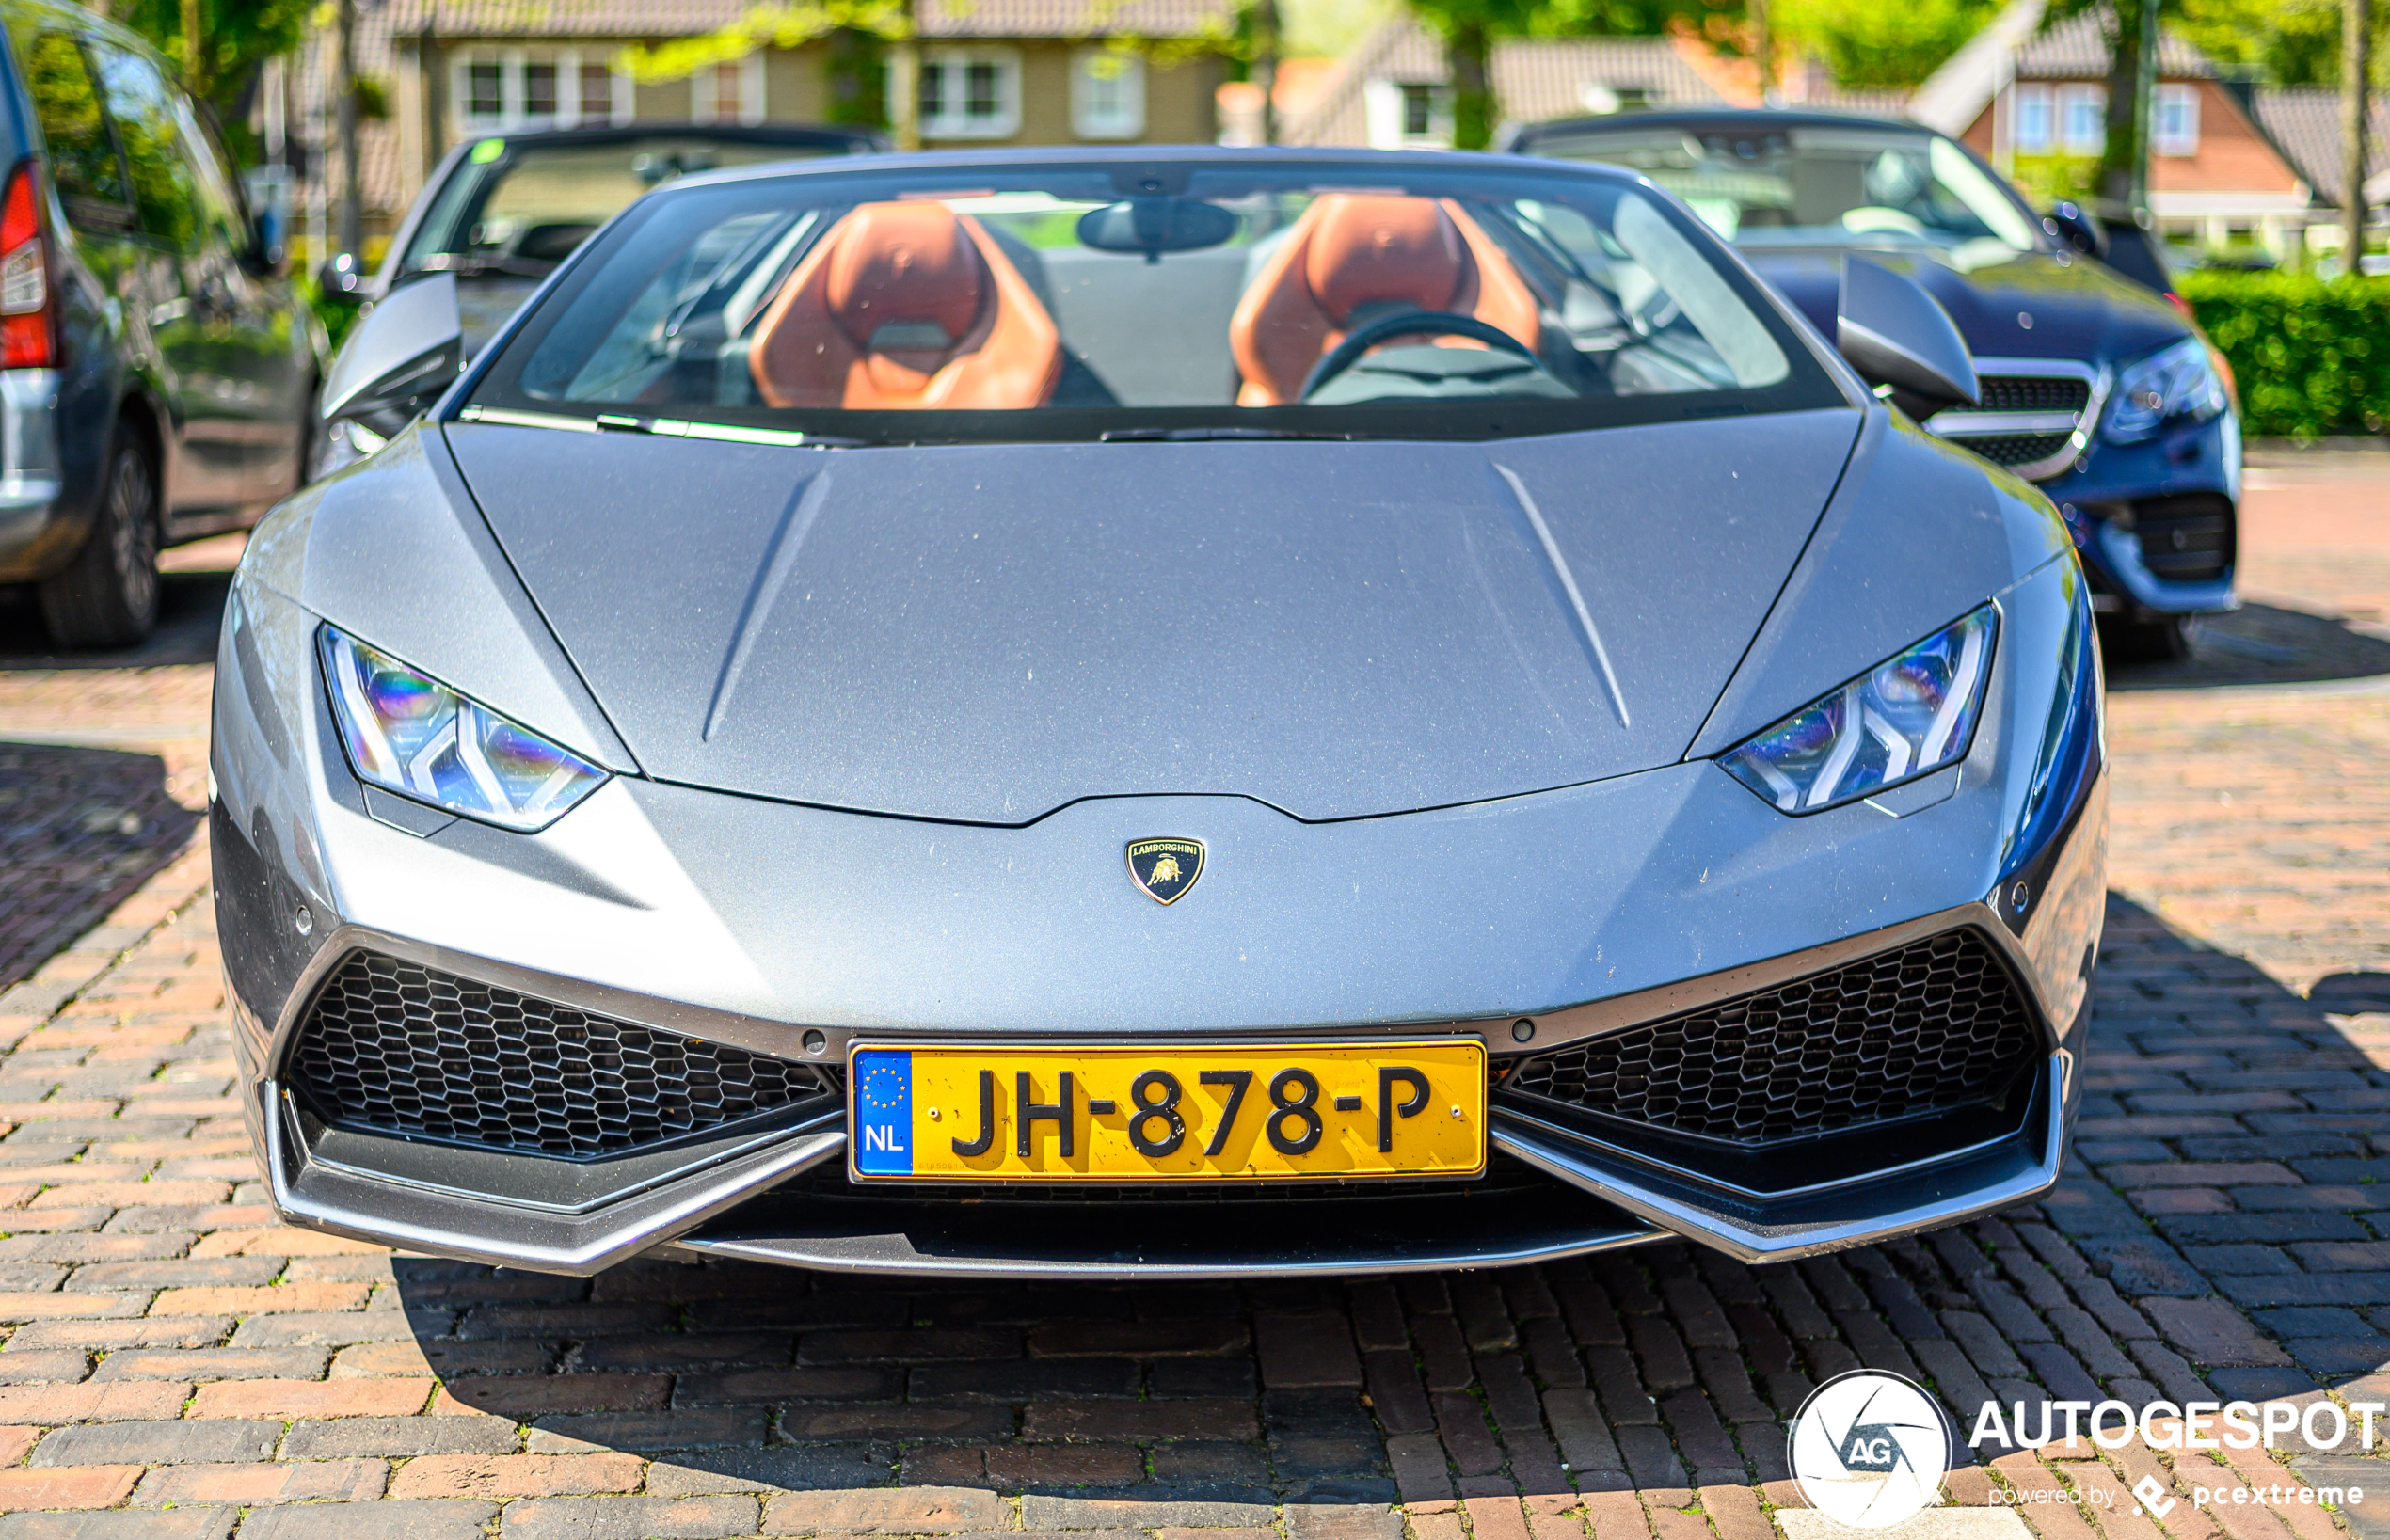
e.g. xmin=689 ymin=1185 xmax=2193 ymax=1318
xmin=2043 ymin=200 xmax=2107 ymax=259
xmin=1836 ymin=255 xmax=1979 ymax=420
xmin=316 ymin=251 xmax=370 ymax=307
xmin=321 ymin=271 xmax=461 ymax=438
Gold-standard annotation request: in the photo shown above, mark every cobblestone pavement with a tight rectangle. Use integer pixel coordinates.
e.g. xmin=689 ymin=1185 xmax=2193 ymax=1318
xmin=0 ymin=458 xmax=2387 ymax=1538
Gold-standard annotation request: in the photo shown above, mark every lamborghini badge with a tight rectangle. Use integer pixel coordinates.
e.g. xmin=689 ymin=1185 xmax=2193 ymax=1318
xmin=1126 ymin=839 xmax=1204 ymax=905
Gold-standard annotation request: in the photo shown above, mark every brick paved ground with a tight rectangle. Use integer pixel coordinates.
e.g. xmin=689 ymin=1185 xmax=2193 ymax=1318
xmin=0 ymin=459 xmax=2385 ymax=1537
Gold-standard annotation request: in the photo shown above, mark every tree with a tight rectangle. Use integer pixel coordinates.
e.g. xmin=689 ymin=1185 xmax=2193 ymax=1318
xmin=110 ymin=0 xmax=310 ymax=140
xmin=2348 ymin=0 xmax=2372 ymax=269
xmin=1774 ymin=0 xmax=2002 ymax=86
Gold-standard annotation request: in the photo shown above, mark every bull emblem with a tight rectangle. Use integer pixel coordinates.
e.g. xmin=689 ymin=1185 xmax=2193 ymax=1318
xmin=1126 ymin=839 xmax=1204 ymax=905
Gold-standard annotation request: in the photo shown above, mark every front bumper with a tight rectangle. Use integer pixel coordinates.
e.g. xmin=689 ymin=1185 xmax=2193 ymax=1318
xmin=216 ymin=552 xmax=2105 ymax=1277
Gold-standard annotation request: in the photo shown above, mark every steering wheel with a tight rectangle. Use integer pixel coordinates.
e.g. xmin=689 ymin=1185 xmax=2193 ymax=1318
xmin=1299 ymin=310 xmax=1540 ymax=400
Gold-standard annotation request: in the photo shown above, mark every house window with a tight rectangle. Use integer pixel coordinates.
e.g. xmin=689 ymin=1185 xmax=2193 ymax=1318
xmin=580 ymin=63 xmax=616 ymax=121
xmin=1362 ymin=79 xmax=1450 ymax=148
xmin=2155 ymin=83 xmax=2199 ymax=155
xmin=694 ymin=56 xmax=764 ymax=125
xmin=455 ymin=51 xmax=621 ymax=132
xmin=465 ymin=59 xmax=503 ymax=121
xmin=916 ymin=48 xmax=1020 ymax=138
xmin=2012 ymin=84 xmax=2052 ymax=152
xmin=2059 ymin=85 xmax=2105 ymax=153
xmin=1071 ymin=48 xmax=1145 ymax=139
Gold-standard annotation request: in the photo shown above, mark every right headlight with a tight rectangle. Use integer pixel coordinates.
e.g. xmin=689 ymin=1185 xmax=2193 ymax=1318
xmin=2103 ymin=337 xmax=2226 ymax=443
xmin=1720 ymin=607 xmax=1998 ymax=814
xmin=319 ymin=626 xmax=608 ymax=832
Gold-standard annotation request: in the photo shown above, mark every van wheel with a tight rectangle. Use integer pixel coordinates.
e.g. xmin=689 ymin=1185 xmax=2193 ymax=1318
xmin=37 ymin=429 xmax=160 ymax=649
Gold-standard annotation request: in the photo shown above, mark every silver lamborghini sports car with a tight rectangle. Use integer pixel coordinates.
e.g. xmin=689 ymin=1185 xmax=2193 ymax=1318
xmin=213 ymin=148 xmax=2106 ymax=1278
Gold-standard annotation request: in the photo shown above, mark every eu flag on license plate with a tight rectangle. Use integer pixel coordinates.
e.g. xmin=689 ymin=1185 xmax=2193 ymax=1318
xmin=852 ymin=1050 xmax=912 ymax=1175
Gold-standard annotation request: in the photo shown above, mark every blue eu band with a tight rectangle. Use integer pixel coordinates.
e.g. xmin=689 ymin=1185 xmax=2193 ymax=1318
xmin=852 ymin=1050 xmax=913 ymax=1175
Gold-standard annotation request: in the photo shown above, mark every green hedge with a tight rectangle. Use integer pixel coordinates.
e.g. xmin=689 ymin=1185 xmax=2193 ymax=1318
xmin=2178 ymin=272 xmax=2390 ymax=439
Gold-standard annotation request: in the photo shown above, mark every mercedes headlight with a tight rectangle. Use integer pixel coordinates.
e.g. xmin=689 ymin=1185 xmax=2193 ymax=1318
xmin=2103 ymin=338 xmax=2226 ymax=443
xmin=319 ymin=627 xmax=607 ymax=831
xmin=1721 ymin=607 xmax=1997 ymax=813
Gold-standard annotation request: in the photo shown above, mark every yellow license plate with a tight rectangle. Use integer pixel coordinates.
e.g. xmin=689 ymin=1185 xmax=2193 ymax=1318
xmin=847 ymin=1040 xmax=1485 ymax=1182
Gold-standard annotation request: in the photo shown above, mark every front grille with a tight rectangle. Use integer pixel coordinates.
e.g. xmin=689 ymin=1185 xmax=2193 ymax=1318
xmin=1502 ymin=930 xmax=2040 ymax=1147
xmin=1956 ymin=431 xmax=2077 ymax=470
xmin=292 ymin=953 xmax=832 ymax=1158
xmin=1974 ymin=375 xmax=2092 ymax=416
xmin=2130 ymin=493 xmax=2234 ymax=583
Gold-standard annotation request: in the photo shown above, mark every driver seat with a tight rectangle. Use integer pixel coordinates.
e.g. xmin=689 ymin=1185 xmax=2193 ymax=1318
xmin=1229 ymin=195 xmax=1541 ymax=405
xmin=748 ymin=201 xmax=1062 ymax=411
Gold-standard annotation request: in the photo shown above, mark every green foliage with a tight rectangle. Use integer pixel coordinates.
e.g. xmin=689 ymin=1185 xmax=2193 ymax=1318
xmin=2009 ymin=151 xmax=2103 ymax=204
xmin=110 ymin=0 xmax=310 ymax=130
xmin=2180 ymin=272 xmax=2390 ymax=437
xmin=1774 ymin=0 xmax=2000 ymax=86
xmin=2174 ymin=0 xmax=2387 ymax=87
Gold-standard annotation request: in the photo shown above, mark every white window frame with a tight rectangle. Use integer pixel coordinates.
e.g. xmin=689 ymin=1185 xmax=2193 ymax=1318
xmin=453 ymin=48 xmax=625 ymax=134
xmin=1362 ymin=78 xmax=1450 ymax=150
xmin=2155 ymin=83 xmax=2200 ymax=156
xmin=2059 ymin=84 xmax=2106 ymax=154
xmin=692 ymin=53 xmax=766 ymax=126
xmin=2011 ymin=84 xmax=2052 ymax=153
xmin=1070 ymin=47 xmax=1145 ymax=140
xmin=914 ymin=47 xmax=1022 ymax=139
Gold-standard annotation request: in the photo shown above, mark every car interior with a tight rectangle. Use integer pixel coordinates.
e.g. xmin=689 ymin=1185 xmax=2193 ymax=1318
xmin=544 ymin=187 xmax=1789 ymax=412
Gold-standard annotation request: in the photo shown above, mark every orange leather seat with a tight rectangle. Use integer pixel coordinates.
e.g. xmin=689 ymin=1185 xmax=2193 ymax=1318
xmin=749 ymin=201 xmax=1062 ymax=411
xmin=1229 ymin=195 xmax=1542 ymax=405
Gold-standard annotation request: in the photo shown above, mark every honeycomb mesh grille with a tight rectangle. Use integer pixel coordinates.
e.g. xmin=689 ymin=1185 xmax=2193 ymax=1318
xmin=1955 ymin=431 xmax=2077 ymax=469
xmin=1503 ymin=930 xmax=2040 ymax=1146
xmin=1973 ymin=375 xmax=2093 ymax=415
xmin=292 ymin=954 xmax=831 ymax=1158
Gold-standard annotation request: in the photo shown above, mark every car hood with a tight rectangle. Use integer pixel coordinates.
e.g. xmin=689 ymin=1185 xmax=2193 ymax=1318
xmin=1741 ymin=246 xmax=2189 ymax=365
xmin=444 ymin=410 xmax=1862 ymax=824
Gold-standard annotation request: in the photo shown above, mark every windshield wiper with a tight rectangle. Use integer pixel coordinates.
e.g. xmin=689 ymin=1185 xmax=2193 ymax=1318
xmin=455 ymin=405 xmax=869 ymax=447
xmin=1098 ymin=426 xmax=1369 ymax=442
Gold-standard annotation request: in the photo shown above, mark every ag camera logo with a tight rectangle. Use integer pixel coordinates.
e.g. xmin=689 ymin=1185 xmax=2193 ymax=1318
xmin=1789 ymin=1370 xmax=1953 ymax=1528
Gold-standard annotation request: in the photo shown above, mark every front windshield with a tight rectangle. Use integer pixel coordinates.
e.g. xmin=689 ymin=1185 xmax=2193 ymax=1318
xmin=1529 ymin=125 xmax=2043 ymax=269
xmin=397 ymin=135 xmax=852 ymax=278
xmin=465 ymin=161 xmax=1844 ymax=444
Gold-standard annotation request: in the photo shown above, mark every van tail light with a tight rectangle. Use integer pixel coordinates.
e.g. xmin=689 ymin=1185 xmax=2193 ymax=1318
xmin=0 ymin=159 xmax=56 ymax=369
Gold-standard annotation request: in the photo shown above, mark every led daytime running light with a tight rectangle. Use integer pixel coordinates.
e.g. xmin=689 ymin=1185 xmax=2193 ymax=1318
xmin=1721 ymin=607 xmax=1998 ymax=814
xmin=319 ymin=627 xmax=607 ymax=831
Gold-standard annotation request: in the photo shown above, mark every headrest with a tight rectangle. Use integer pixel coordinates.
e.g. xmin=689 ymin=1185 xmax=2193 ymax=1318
xmin=823 ymin=202 xmax=986 ymax=352
xmin=1303 ymin=196 xmax=1467 ymax=325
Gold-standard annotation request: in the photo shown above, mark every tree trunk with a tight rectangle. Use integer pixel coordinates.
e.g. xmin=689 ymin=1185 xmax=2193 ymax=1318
xmin=2346 ymin=0 xmax=2373 ymax=273
xmin=891 ymin=0 xmax=920 ymax=151
xmin=1449 ymin=16 xmax=1491 ymax=150
xmin=336 ymin=0 xmax=361 ymax=258
xmin=1251 ymin=0 xmax=1281 ymax=144
xmin=1750 ymin=0 xmax=1772 ymax=105
xmin=182 ymin=0 xmax=202 ymax=93
xmin=2096 ymin=0 xmax=2157 ymax=214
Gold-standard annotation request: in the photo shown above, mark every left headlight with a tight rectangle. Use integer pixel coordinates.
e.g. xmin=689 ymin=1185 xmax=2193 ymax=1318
xmin=319 ymin=626 xmax=608 ymax=832
xmin=2103 ymin=337 xmax=2226 ymax=443
xmin=1720 ymin=607 xmax=1997 ymax=814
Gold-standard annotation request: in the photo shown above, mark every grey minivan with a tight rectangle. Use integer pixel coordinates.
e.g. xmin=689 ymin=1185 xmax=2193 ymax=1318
xmin=0 ymin=0 xmax=321 ymax=647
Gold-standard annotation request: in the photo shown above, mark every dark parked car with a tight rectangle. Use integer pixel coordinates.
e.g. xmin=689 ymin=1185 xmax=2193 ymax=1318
xmin=1508 ymin=111 xmax=2239 ymax=659
xmin=314 ymin=122 xmax=885 ymax=469
xmin=0 ymin=0 xmax=322 ymax=646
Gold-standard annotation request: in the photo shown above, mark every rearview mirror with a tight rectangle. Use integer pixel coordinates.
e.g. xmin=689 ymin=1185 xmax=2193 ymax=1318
xmin=1836 ymin=255 xmax=1979 ymax=420
xmin=1076 ymin=198 xmax=1238 ymax=262
xmin=321 ymin=272 xmax=462 ymax=438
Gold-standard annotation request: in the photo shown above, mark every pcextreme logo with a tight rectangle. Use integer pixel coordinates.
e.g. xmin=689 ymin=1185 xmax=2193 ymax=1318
xmin=1788 ymin=1371 xmax=1954 ymax=1529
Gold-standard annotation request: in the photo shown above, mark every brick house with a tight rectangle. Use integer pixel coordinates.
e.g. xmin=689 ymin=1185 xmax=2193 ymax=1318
xmin=356 ymin=0 xmax=1228 ymax=220
xmin=1910 ymin=0 xmax=2315 ymax=253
